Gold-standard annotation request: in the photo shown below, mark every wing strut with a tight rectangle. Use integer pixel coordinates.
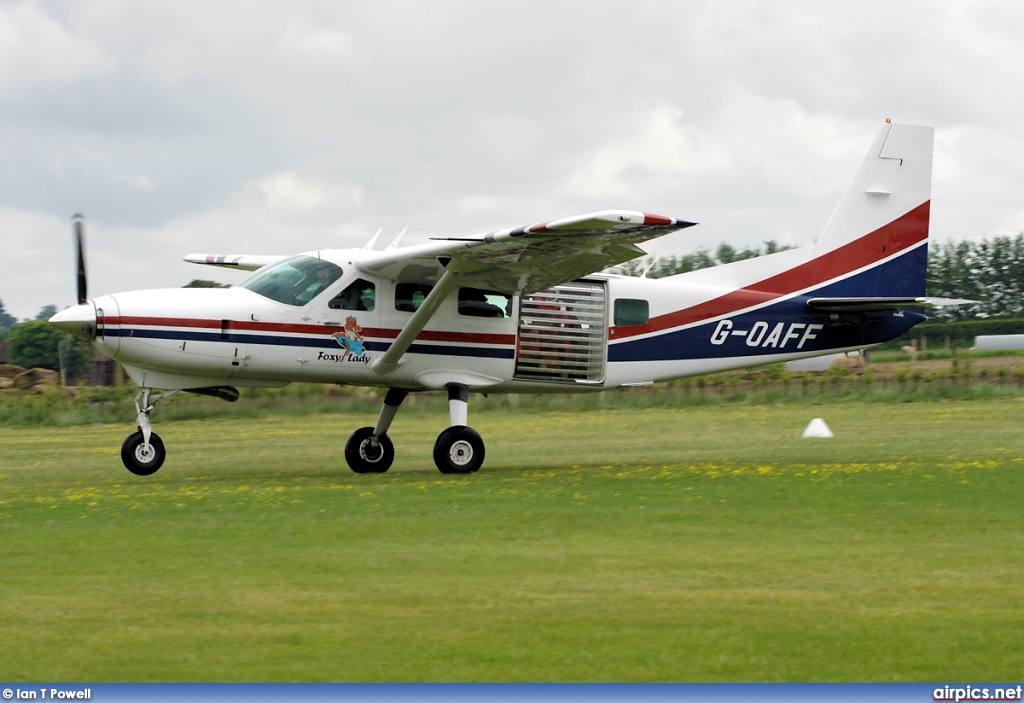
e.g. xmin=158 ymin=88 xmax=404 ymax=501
xmin=372 ymin=269 xmax=460 ymax=376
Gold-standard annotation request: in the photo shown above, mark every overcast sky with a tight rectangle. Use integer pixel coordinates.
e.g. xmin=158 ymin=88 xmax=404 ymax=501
xmin=2 ymin=0 xmax=1023 ymax=320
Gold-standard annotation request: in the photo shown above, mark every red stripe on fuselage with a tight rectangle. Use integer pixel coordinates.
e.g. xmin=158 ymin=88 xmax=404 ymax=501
xmin=611 ymin=201 xmax=930 ymax=340
xmin=115 ymin=316 xmax=220 ymax=329
xmin=108 ymin=316 xmax=515 ymax=346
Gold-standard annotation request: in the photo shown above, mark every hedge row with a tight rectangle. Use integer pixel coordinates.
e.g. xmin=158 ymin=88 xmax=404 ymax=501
xmin=884 ymin=317 xmax=1024 ymax=349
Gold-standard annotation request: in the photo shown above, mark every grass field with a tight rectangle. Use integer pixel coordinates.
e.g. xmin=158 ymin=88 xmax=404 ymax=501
xmin=1 ymin=399 xmax=1022 ymax=681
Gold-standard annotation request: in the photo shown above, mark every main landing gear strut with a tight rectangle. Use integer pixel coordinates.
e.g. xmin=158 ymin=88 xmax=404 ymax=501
xmin=343 ymin=383 xmax=485 ymax=475
xmin=121 ymin=389 xmax=177 ymax=476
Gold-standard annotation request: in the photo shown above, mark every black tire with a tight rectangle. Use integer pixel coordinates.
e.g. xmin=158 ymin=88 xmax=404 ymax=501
xmin=121 ymin=430 xmax=166 ymax=476
xmin=345 ymin=426 xmax=394 ymax=474
xmin=433 ymin=426 xmax=485 ymax=474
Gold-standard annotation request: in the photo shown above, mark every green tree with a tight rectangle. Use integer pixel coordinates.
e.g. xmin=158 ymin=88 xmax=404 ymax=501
xmin=716 ymin=243 xmax=738 ymax=264
xmin=927 ymin=233 xmax=1024 ymax=320
xmin=184 ymin=279 xmax=230 ymax=288
xmin=0 ymin=298 xmax=16 ymax=331
xmin=35 ymin=304 xmax=58 ymax=320
xmin=8 ymin=320 xmax=90 ymax=381
xmin=615 ymin=241 xmax=793 ymax=278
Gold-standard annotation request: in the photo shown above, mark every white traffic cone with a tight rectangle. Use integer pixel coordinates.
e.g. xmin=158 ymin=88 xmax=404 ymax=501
xmin=802 ymin=418 xmax=833 ymax=438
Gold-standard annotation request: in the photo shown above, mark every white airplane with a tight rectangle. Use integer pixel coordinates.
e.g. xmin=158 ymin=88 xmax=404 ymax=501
xmin=52 ymin=121 xmax=963 ymax=476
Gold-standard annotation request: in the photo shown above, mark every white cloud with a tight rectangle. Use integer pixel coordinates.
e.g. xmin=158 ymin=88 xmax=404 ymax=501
xmin=261 ymin=173 xmax=329 ymax=210
xmin=0 ymin=2 xmax=114 ymax=95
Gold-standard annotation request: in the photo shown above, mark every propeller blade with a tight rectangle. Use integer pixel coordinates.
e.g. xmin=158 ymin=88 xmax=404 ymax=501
xmin=73 ymin=213 xmax=87 ymax=304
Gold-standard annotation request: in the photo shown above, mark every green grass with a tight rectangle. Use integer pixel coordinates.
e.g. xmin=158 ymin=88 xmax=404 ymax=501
xmin=1 ymin=400 xmax=1023 ymax=681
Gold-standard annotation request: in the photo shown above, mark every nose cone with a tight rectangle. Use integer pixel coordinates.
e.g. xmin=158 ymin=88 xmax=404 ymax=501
xmin=50 ymin=303 xmax=96 ymax=339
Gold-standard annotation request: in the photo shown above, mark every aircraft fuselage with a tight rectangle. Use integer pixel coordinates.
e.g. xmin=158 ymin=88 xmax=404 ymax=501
xmin=86 ymin=251 xmax=922 ymax=396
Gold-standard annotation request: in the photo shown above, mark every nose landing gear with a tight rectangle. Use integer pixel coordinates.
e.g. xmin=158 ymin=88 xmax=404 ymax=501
xmin=121 ymin=389 xmax=177 ymax=476
xmin=121 ymin=430 xmax=165 ymax=476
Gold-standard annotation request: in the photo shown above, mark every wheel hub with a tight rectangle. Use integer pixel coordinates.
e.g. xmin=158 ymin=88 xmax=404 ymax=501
xmin=135 ymin=443 xmax=155 ymax=464
xmin=449 ymin=439 xmax=474 ymax=466
xmin=360 ymin=439 xmax=383 ymax=462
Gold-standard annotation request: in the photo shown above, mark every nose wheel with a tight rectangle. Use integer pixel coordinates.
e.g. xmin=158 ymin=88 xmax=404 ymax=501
xmin=121 ymin=430 xmax=166 ymax=476
xmin=120 ymin=388 xmax=177 ymax=476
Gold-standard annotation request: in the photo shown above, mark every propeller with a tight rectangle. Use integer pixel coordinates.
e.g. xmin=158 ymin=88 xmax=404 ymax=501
xmin=73 ymin=213 xmax=87 ymax=304
xmin=49 ymin=214 xmax=96 ymax=340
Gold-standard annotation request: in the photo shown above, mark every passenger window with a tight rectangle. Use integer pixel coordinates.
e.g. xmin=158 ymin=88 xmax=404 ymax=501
xmin=458 ymin=288 xmax=511 ymax=318
xmin=614 ymin=298 xmax=649 ymax=326
xmin=394 ymin=283 xmax=434 ymax=312
xmin=329 ymin=279 xmax=376 ymax=311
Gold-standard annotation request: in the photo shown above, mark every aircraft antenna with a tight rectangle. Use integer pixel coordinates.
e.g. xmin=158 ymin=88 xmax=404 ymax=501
xmin=385 ymin=225 xmax=409 ymax=251
xmin=640 ymin=254 xmax=661 ymax=279
xmin=363 ymin=227 xmax=383 ymax=250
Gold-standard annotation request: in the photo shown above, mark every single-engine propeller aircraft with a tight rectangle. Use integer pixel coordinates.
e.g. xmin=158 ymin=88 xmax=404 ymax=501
xmin=52 ymin=122 xmax=964 ymax=476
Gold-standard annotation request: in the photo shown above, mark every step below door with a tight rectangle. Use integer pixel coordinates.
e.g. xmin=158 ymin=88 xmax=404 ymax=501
xmin=514 ymin=280 xmax=607 ymax=384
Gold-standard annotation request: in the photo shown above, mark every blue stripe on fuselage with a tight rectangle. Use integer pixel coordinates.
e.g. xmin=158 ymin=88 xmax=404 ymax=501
xmin=609 ymin=246 xmax=928 ymax=362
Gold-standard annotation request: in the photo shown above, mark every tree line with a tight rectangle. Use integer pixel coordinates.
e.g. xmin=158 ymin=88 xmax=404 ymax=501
xmin=925 ymin=234 xmax=1024 ymax=320
xmin=611 ymin=241 xmax=793 ymax=278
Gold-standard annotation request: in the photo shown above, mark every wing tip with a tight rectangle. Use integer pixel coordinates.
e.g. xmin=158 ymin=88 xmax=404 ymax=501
xmin=643 ymin=213 xmax=697 ymax=228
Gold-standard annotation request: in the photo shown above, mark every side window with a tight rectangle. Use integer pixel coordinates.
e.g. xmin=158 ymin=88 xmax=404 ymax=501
xmin=458 ymin=287 xmax=511 ymax=318
xmin=614 ymin=298 xmax=649 ymax=326
xmin=395 ymin=283 xmax=434 ymax=312
xmin=328 ymin=279 xmax=376 ymax=311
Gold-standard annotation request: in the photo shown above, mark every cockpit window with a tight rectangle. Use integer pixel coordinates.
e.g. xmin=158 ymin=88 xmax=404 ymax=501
xmin=239 ymin=256 xmax=343 ymax=306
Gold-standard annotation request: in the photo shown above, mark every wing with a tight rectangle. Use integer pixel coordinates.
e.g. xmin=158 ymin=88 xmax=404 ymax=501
xmin=183 ymin=253 xmax=288 ymax=271
xmin=358 ymin=210 xmax=696 ymax=294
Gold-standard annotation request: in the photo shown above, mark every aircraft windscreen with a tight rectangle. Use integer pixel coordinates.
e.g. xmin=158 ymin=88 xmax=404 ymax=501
xmin=239 ymin=256 xmax=343 ymax=306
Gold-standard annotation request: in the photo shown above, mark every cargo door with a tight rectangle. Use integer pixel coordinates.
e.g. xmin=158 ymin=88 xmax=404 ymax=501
xmin=514 ymin=280 xmax=607 ymax=384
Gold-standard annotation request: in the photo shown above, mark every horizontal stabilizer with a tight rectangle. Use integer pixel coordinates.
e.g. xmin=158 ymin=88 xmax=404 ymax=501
xmin=183 ymin=254 xmax=286 ymax=271
xmin=807 ymin=296 xmax=974 ymax=312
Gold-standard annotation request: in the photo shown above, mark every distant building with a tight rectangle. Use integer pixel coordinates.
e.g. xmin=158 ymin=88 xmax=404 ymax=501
xmin=86 ymin=348 xmax=122 ymax=386
xmin=974 ymin=334 xmax=1024 ymax=351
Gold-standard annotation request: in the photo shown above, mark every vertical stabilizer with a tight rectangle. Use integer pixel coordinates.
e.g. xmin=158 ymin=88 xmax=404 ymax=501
xmin=813 ymin=122 xmax=933 ymax=297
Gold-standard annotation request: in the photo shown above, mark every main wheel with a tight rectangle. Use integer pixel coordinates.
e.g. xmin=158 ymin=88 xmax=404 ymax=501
xmin=433 ymin=426 xmax=485 ymax=474
xmin=345 ymin=426 xmax=395 ymax=473
xmin=121 ymin=430 xmax=166 ymax=476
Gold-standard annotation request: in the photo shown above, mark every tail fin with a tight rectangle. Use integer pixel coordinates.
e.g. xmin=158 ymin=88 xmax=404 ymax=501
xmin=813 ymin=122 xmax=933 ymax=298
